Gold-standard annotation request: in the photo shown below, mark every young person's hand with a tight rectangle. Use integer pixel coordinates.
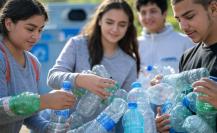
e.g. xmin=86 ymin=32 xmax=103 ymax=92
xmin=192 ymin=78 xmax=217 ymax=108
xmin=156 ymin=107 xmax=170 ymax=133
xmin=150 ymin=75 xmax=163 ymax=86
xmin=75 ymin=73 xmax=116 ymax=99
xmin=40 ymin=90 xmax=76 ymax=110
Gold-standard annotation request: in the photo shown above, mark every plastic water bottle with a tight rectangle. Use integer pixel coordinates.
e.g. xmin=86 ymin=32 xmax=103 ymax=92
xmin=122 ymin=102 xmax=144 ymax=133
xmin=182 ymin=92 xmax=197 ymax=113
xmin=67 ymin=111 xmax=84 ymax=130
xmin=146 ymin=83 xmax=175 ymax=105
xmin=0 ymin=92 xmax=40 ymax=116
xmin=128 ymin=82 xmax=157 ymax=133
xmin=169 ymin=104 xmax=192 ymax=132
xmin=54 ymin=81 xmax=72 ymax=119
xmin=92 ymin=65 xmax=119 ymax=105
xmin=127 ymin=82 xmax=147 ymax=105
xmin=196 ymin=76 xmax=217 ymax=113
xmin=141 ymin=94 xmax=157 ymax=133
xmin=49 ymin=81 xmax=73 ymax=133
xmin=92 ymin=65 xmax=111 ymax=78
xmin=113 ymin=88 xmax=128 ymax=101
xmin=182 ymin=115 xmax=215 ymax=133
xmin=197 ymin=112 xmax=217 ymax=131
xmin=138 ymin=65 xmax=156 ymax=89
xmin=69 ymin=65 xmax=119 ymax=129
xmin=75 ymin=91 xmax=100 ymax=119
xmin=162 ymin=68 xmax=209 ymax=94
xmin=84 ymin=98 xmax=127 ymax=133
xmin=195 ymin=76 xmax=217 ymax=131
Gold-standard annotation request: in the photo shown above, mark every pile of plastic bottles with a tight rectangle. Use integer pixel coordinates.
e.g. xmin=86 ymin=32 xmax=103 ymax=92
xmin=149 ymin=68 xmax=217 ymax=133
xmin=47 ymin=66 xmax=217 ymax=133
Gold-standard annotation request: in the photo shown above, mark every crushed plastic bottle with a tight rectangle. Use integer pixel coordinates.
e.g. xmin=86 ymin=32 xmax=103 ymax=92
xmin=84 ymin=98 xmax=127 ymax=133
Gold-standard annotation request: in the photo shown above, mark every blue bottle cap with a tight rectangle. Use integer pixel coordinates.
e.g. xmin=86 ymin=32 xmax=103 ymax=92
xmin=131 ymin=82 xmax=142 ymax=88
xmin=146 ymin=65 xmax=153 ymax=71
xmin=97 ymin=113 xmax=115 ymax=132
xmin=209 ymin=76 xmax=217 ymax=82
xmin=128 ymin=102 xmax=137 ymax=109
xmin=62 ymin=81 xmax=72 ymax=91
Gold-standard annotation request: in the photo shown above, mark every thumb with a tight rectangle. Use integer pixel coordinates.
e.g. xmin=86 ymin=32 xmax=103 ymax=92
xmin=156 ymin=106 xmax=162 ymax=117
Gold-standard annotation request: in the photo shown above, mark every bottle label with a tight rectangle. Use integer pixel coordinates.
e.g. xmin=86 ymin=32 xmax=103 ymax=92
xmin=96 ymin=113 xmax=115 ymax=131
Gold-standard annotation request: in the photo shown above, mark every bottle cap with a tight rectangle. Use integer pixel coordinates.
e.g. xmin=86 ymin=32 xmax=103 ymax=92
xmin=128 ymin=102 xmax=137 ymax=109
xmin=146 ymin=65 xmax=153 ymax=71
xmin=131 ymin=82 xmax=142 ymax=88
xmin=62 ymin=81 xmax=72 ymax=91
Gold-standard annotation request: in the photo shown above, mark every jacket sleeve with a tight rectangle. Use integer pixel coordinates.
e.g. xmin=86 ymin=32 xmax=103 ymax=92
xmin=47 ymin=37 xmax=79 ymax=89
xmin=24 ymin=110 xmax=50 ymax=133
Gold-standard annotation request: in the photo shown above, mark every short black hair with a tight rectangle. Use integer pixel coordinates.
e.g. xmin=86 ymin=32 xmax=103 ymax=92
xmin=136 ymin=0 xmax=168 ymax=14
xmin=171 ymin=0 xmax=215 ymax=9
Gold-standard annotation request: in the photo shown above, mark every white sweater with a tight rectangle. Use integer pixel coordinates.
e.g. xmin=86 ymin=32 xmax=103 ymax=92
xmin=138 ymin=24 xmax=194 ymax=71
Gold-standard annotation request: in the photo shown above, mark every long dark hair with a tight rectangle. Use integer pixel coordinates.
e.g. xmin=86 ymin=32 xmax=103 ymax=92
xmin=81 ymin=0 xmax=140 ymax=73
xmin=0 ymin=0 xmax=48 ymax=37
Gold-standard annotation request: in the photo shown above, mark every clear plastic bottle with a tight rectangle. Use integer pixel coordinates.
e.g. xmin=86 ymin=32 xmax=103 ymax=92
xmin=162 ymin=68 xmax=209 ymax=94
xmin=182 ymin=115 xmax=215 ymax=133
xmin=127 ymin=82 xmax=147 ymax=105
xmin=54 ymin=81 xmax=72 ymax=119
xmin=84 ymin=98 xmax=127 ymax=133
xmin=138 ymin=65 xmax=156 ymax=89
xmin=92 ymin=65 xmax=111 ymax=79
xmin=169 ymin=104 xmax=192 ymax=132
xmin=75 ymin=65 xmax=118 ymax=118
xmin=113 ymin=88 xmax=128 ymax=101
xmin=92 ymin=65 xmax=119 ymax=105
xmin=195 ymin=76 xmax=217 ymax=131
xmin=122 ymin=102 xmax=144 ymax=133
xmin=146 ymin=83 xmax=174 ymax=105
xmin=127 ymin=82 xmax=157 ymax=133
xmin=69 ymin=65 xmax=119 ymax=129
xmin=0 ymin=92 xmax=40 ymax=116
xmin=49 ymin=81 xmax=72 ymax=133
xmin=196 ymin=76 xmax=217 ymax=113
xmin=76 ymin=91 xmax=101 ymax=118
